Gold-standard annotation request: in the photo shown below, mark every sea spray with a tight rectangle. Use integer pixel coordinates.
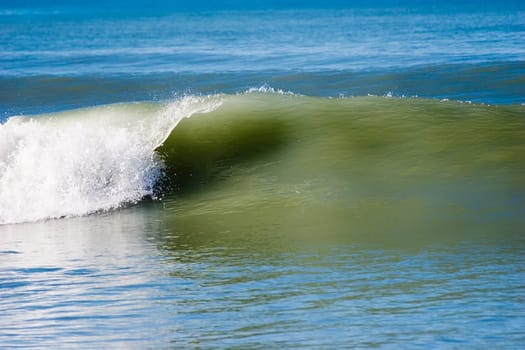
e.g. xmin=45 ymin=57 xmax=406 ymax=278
xmin=0 ymin=96 xmax=221 ymax=225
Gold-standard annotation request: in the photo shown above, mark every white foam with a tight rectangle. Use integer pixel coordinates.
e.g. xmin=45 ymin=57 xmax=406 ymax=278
xmin=0 ymin=96 xmax=221 ymax=225
xmin=245 ymin=85 xmax=296 ymax=95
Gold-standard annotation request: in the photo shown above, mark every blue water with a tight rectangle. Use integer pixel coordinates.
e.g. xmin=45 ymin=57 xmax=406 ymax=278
xmin=1 ymin=1 xmax=525 ymax=348
xmin=1 ymin=0 xmax=524 ymax=116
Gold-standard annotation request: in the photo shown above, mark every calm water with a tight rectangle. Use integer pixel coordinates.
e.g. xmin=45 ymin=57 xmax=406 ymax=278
xmin=1 ymin=0 xmax=525 ymax=348
xmin=1 ymin=209 xmax=523 ymax=348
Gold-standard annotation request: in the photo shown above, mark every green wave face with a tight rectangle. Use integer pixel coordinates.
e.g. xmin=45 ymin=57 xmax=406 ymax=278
xmin=2 ymin=92 xmax=523 ymax=244
xmin=156 ymin=94 xmax=525 ymax=249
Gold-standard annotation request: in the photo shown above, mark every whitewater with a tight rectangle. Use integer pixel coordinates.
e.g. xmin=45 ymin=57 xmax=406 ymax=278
xmin=0 ymin=96 xmax=221 ymax=224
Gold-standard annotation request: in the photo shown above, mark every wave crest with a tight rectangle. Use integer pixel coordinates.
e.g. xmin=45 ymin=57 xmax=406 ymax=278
xmin=0 ymin=96 xmax=221 ymax=225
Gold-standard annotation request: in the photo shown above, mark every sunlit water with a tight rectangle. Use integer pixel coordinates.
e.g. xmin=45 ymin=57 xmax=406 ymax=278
xmin=1 ymin=204 xmax=524 ymax=348
xmin=2 ymin=95 xmax=525 ymax=348
xmin=1 ymin=0 xmax=525 ymax=348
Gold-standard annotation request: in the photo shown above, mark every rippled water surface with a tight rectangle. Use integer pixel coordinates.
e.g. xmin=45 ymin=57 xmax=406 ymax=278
xmin=1 ymin=206 xmax=524 ymax=348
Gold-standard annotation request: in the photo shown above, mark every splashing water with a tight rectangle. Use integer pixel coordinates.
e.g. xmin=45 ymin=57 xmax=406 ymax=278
xmin=0 ymin=96 xmax=222 ymax=225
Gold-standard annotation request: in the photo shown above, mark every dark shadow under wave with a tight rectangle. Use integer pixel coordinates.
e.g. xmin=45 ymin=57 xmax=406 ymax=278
xmin=155 ymin=107 xmax=290 ymax=195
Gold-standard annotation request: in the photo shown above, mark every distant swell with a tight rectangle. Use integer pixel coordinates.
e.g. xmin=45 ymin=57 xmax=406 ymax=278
xmin=0 ymin=96 xmax=221 ymax=225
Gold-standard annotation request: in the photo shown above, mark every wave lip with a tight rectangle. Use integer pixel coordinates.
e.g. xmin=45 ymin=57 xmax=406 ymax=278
xmin=0 ymin=96 xmax=221 ymax=225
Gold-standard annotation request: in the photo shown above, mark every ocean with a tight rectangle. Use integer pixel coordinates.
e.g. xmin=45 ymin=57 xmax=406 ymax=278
xmin=1 ymin=0 xmax=524 ymax=348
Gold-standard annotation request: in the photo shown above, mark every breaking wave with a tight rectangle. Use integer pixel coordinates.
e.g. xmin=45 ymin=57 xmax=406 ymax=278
xmin=0 ymin=96 xmax=221 ymax=224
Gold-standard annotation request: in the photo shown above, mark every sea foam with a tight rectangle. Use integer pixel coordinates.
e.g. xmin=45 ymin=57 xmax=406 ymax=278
xmin=0 ymin=96 xmax=221 ymax=225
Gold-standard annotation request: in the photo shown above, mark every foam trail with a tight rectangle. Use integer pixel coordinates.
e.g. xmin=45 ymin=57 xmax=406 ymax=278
xmin=0 ymin=96 xmax=221 ymax=225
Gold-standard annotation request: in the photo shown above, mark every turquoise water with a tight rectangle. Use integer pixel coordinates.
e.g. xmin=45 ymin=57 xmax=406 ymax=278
xmin=1 ymin=1 xmax=525 ymax=348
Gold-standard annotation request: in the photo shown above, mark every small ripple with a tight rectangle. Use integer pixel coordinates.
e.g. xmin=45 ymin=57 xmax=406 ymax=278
xmin=15 ymin=267 xmax=63 ymax=274
xmin=0 ymin=250 xmax=21 ymax=254
xmin=0 ymin=281 xmax=30 ymax=289
xmin=63 ymin=268 xmax=97 ymax=276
